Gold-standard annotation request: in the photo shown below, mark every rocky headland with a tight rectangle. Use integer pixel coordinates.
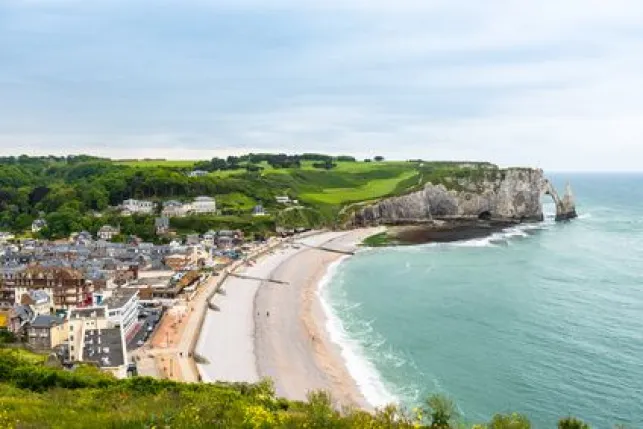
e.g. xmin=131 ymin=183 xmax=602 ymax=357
xmin=352 ymin=167 xmax=577 ymax=245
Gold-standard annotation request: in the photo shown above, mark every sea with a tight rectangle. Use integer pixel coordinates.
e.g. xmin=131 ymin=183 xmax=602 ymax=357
xmin=318 ymin=174 xmax=643 ymax=428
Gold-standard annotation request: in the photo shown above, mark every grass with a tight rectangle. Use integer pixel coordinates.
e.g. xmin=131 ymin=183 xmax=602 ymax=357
xmin=362 ymin=232 xmax=393 ymax=247
xmin=264 ymin=160 xmax=414 ymax=175
xmin=0 ymin=347 xmax=597 ymax=428
xmin=215 ymin=192 xmax=257 ymax=214
xmin=299 ymin=170 xmax=419 ymax=205
xmin=114 ymin=159 xmax=198 ymax=168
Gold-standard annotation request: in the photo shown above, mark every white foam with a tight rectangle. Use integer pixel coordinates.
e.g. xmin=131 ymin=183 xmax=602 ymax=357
xmin=317 ymin=257 xmax=399 ymax=408
xmin=443 ymin=221 xmax=553 ymax=248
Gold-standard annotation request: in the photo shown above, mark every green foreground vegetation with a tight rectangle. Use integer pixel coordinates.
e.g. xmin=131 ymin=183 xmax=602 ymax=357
xmin=0 ymin=154 xmax=499 ymax=240
xmin=0 ymin=348 xmax=603 ymax=429
xmin=361 ymin=232 xmax=395 ymax=247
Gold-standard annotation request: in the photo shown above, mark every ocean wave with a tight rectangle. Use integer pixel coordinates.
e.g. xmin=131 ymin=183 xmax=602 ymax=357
xmin=317 ymin=258 xmax=399 ymax=408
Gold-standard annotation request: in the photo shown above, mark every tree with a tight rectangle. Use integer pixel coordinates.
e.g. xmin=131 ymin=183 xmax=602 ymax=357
xmin=424 ymin=394 xmax=458 ymax=428
xmin=558 ymin=417 xmax=590 ymax=429
xmin=13 ymin=213 xmax=34 ymax=233
xmin=374 ymin=156 xmax=385 ymax=162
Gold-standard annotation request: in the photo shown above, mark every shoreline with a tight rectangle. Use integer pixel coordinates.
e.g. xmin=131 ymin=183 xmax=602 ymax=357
xmin=254 ymin=229 xmax=382 ymax=409
xmin=196 ymin=228 xmax=383 ymax=410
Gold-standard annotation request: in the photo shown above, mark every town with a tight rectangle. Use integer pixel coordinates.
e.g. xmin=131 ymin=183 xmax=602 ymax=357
xmin=0 ymin=193 xmax=305 ymax=379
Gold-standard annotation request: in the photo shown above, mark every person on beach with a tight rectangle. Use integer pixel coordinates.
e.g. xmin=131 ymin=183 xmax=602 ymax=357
xmin=266 ymin=311 xmax=270 ymax=317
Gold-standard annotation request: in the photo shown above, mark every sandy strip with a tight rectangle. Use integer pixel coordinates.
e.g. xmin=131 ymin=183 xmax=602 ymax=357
xmin=196 ymin=231 xmax=345 ymax=383
xmin=255 ymin=228 xmax=383 ymax=409
xmin=196 ymin=228 xmax=382 ymax=409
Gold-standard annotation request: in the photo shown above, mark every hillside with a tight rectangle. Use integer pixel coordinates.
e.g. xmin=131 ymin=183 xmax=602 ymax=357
xmin=0 ymin=348 xmax=595 ymax=428
xmin=0 ymin=155 xmax=497 ymax=240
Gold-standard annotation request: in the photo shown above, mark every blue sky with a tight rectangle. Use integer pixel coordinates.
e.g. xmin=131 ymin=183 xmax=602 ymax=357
xmin=1 ymin=0 xmax=643 ymax=170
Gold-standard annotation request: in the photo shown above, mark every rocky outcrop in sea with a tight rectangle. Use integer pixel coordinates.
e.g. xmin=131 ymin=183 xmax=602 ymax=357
xmin=352 ymin=168 xmax=577 ymax=227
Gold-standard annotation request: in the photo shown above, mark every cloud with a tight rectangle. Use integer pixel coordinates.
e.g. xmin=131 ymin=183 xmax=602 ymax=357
xmin=1 ymin=0 xmax=643 ymax=170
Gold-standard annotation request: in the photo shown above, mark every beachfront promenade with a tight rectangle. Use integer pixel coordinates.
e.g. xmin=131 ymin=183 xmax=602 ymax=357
xmin=130 ymin=235 xmax=304 ymax=382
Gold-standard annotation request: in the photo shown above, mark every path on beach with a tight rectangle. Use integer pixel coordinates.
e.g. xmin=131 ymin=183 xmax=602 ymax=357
xmin=196 ymin=228 xmax=381 ymax=409
xmin=195 ymin=232 xmax=345 ymax=383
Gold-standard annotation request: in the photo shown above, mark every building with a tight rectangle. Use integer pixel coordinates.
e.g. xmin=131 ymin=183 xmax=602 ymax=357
xmin=19 ymin=289 xmax=53 ymax=316
xmin=188 ymin=170 xmax=208 ymax=177
xmin=0 ymin=232 xmax=15 ymax=243
xmin=161 ymin=200 xmax=190 ymax=218
xmin=81 ymin=327 xmax=128 ymax=378
xmin=98 ymin=225 xmax=120 ymax=241
xmin=26 ymin=314 xmax=67 ymax=350
xmin=103 ymin=289 xmax=139 ymax=336
xmin=252 ymin=205 xmax=266 ymax=216
xmin=67 ymin=307 xmax=129 ymax=377
xmin=121 ymin=199 xmax=156 ymax=214
xmin=9 ymin=266 xmax=92 ymax=310
xmin=31 ymin=219 xmax=47 ymax=233
xmin=186 ymin=234 xmax=200 ymax=246
xmin=0 ymin=285 xmax=15 ymax=310
xmin=67 ymin=307 xmax=110 ymax=362
xmin=163 ymin=254 xmax=190 ymax=271
xmin=154 ymin=217 xmax=170 ymax=235
xmin=202 ymin=230 xmax=216 ymax=247
xmin=275 ymin=196 xmax=291 ymax=204
xmin=7 ymin=305 xmax=34 ymax=334
xmin=191 ymin=196 xmax=216 ymax=214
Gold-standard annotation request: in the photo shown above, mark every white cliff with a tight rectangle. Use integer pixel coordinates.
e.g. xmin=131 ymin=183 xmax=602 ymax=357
xmin=352 ymin=168 xmax=577 ymax=226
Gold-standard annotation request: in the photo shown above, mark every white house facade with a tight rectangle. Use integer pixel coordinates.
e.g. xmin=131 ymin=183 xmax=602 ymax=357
xmin=122 ymin=199 xmax=156 ymax=214
xmin=191 ymin=196 xmax=216 ymax=214
xmin=98 ymin=225 xmax=120 ymax=241
xmin=162 ymin=201 xmax=191 ymax=217
xmin=103 ymin=289 xmax=140 ymax=337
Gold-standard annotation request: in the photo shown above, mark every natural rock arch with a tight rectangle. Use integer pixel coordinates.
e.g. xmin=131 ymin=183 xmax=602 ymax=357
xmin=542 ymin=179 xmax=577 ymax=221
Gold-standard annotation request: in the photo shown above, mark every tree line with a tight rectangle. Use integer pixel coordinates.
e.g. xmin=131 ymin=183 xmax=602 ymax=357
xmin=0 ymin=154 xmax=361 ymax=238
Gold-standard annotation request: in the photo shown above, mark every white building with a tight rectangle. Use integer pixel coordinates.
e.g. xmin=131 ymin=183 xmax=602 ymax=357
xmin=188 ymin=170 xmax=208 ymax=177
xmin=191 ymin=196 xmax=216 ymax=214
xmin=67 ymin=307 xmax=110 ymax=362
xmin=103 ymin=289 xmax=139 ymax=337
xmin=202 ymin=230 xmax=216 ymax=247
xmin=0 ymin=232 xmax=15 ymax=243
xmin=67 ymin=307 xmax=130 ymax=378
xmin=31 ymin=219 xmax=47 ymax=233
xmin=275 ymin=196 xmax=291 ymax=204
xmin=98 ymin=225 xmax=120 ymax=241
xmin=161 ymin=200 xmax=190 ymax=218
xmin=122 ymin=199 xmax=156 ymax=214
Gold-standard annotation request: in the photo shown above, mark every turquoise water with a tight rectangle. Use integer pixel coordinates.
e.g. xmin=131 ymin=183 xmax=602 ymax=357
xmin=323 ymin=174 xmax=643 ymax=428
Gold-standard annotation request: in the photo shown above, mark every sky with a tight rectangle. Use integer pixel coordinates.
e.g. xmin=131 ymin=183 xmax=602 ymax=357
xmin=1 ymin=0 xmax=643 ymax=171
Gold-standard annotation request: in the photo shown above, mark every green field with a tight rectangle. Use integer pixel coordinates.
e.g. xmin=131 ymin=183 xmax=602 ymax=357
xmin=114 ymin=159 xmax=198 ymax=168
xmin=299 ymin=169 xmax=419 ymax=205
xmin=265 ymin=160 xmax=411 ymax=174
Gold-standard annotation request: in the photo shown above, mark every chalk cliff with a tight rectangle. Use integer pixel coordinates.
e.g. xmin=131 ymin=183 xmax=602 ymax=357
xmin=352 ymin=168 xmax=577 ymax=226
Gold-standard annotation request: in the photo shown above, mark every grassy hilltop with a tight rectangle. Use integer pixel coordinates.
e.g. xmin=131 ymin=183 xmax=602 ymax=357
xmin=0 ymin=154 xmax=496 ymax=240
xmin=0 ymin=348 xmax=596 ymax=428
